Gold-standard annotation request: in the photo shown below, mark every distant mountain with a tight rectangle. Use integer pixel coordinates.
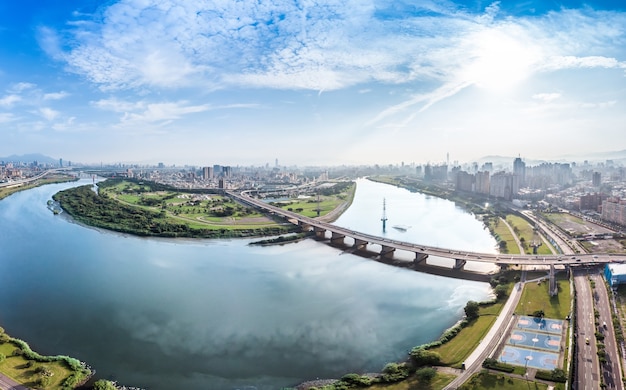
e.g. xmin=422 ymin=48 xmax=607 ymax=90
xmin=477 ymin=150 xmax=626 ymax=166
xmin=0 ymin=153 xmax=58 ymax=164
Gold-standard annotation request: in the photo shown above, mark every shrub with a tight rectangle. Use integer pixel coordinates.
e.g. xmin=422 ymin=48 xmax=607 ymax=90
xmin=410 ymin=348 xmax=441 ymax=366
xmin=415 ymin=367 xmax=437 ymax=382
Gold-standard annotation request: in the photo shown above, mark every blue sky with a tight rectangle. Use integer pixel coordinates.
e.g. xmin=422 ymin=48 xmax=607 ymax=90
xmin=1 ymin=0 xmax=625 ymax=166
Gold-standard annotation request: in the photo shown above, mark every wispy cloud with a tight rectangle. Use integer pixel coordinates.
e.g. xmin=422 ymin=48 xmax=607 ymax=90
xmin=0 ymin=94 xmax=21 ymax=107
xmin=44 ymin=91 xmax=70 ymax=100
xmin=532 ymin=93 xmax=561 ymax=102
xmin=39 ymin=107 xmax=60 ymax=121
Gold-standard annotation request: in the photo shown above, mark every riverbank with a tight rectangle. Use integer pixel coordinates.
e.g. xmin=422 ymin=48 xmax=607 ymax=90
xmin=0 ymin=327 xmax=92 ymax=389
xmin=0 ymin=174 xmax=77 ymax=200
xmin=52 ymin=178 xmax=356 ymax=240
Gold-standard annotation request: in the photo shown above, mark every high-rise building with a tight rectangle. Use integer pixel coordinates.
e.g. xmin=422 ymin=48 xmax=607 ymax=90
xmin=513 ymin=157 xmax=525 ymax=187
xmin=602 ymin=197 xmax=626 ymax=226
xmin=203 ymin=166 xmax=214 ymax=180
xmin=475 ymin=171 xmax=490 ymax=195
xmin=489 ymin=172 xmax=519 ymax=200
xmin=592 ymin=171 xmax=601 ymax=187
xmin=455 ymin=171 xmax=474 ymax=192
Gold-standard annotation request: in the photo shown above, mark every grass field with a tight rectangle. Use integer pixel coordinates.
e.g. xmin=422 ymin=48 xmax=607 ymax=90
xmin=489 ymin=218 xmax=520 ymax=255
xmin=0 ymin=341 xmax=77 ymax=389
xmin=102 ymin=180 xmax=353 ymax=231
xmin=432 ymin=312 xmax=500 ymax=367
xmin=430 ymin=288 xmax=511 ymax=368
xmin=515 ymin=277 xmax=571 ymax=319
xmin=370 ymin=371 xmax=456 ymax=390
xmin=458 ymin=371 xmax=549 ymax=390
xmin=506 ymin=215 xmax=553 ymax=255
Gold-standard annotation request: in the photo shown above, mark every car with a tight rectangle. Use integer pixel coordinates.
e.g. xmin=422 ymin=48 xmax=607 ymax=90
xmin=603 ymin=321 xmax=607 ymax=328
xmin=576 ymin=258 xmax=581 ymax=262
xmin=585 ymin=337 xmax=589 ymax=344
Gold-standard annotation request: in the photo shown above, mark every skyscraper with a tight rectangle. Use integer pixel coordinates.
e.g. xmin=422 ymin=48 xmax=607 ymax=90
xmin=513 ymin=157 xmax=526 ymax=187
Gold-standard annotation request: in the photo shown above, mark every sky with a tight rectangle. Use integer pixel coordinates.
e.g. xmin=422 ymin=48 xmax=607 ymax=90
xmin=0 ymin=0 xmax=625 ymax=167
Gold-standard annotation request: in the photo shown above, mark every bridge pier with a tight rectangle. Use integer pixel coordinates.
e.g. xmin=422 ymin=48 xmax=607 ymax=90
xmin=298 ymin=221 xmax=311 ymax=232
xmin=353 ymin=239 xmax=368 ymax=251
xmin=330 ymin=232 xmax=345 ymax=245
xmin=454 ymin=259 xmax=466 ymax=270
xmin=381 ymin=245 xmax=395 ymax=259
xmin=314 ymin=227 xmax=326 ymax=240
xmin=414 ymin=253 xmax=428 ymax=265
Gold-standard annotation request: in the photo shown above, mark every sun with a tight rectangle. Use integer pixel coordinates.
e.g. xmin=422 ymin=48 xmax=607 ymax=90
xmin=462 ymin=28 xmax=540 ymax=92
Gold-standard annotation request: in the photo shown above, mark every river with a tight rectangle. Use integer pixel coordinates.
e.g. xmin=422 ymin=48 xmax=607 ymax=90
xmin=0 ymin=178 xmax=495 ymax=389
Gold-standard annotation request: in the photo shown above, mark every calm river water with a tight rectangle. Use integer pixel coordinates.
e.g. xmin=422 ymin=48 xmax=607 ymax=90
xmin=0 ymin=178 xmax=495 ymax=389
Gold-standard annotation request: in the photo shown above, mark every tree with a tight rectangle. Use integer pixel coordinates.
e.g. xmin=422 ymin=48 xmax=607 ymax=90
xmin=494 ymin=285 xmax=508 ymax=300
xmin=551 ymin=368 xmax=567 ymax=382
xmin=464 ymin=301 xmax=480 ymax=320
xmin=93 ymin=379 xmax=118 ymax=390
xmin=410 ymin=348 xmax=441 ymax=366
xmin=415 ymin=367 xmax=437 ymax=382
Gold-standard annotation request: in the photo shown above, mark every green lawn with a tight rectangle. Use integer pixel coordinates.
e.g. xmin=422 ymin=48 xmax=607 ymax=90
xmin=459 ymin=371 xmax=549 ymax=390
xmin=489 ymin=218 xmax=520 ymax=255
xmin=0 ymin=341 xmax=78 ymax=390
xmin=506 ymin=215 xmax=553 ymax=255
xmin=432 ymin=314 xmax=498 ymax=367
xmin=370 ymin=372 xmax=456 ymax=390
xmin=515 ymin=277 xmax=571 ymax=319
xmin=273 ymin=198 xmax=344 ymax=218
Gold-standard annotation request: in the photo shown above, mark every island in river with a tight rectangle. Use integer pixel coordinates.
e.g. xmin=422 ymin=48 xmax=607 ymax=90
xmin=52 ymin=178 xmax=355 ymax=239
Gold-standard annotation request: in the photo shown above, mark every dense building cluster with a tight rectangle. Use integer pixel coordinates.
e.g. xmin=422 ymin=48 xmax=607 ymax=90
xmin=447 ymin=156 xmax=626 ymax=228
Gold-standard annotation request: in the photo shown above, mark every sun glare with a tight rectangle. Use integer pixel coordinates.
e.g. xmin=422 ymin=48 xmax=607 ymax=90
xmin=463 ymin=29 xmax=540 ymax=92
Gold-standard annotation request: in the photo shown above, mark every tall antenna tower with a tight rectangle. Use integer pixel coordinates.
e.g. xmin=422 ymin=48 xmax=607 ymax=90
xmin=381 ymin=198 xmax=388 ymax=232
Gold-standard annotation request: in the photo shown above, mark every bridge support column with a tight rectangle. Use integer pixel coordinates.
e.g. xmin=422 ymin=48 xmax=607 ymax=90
xmin=298 ymin=221 xmax=311 ymax=232
xmin=381 ymin=245 xmax=395 ymax=259
xmin=314 ymin=227 xmax=326 ymax=240
xmin=330 ymin=232 xmax=345 ymax=245
xmin=414 ymin=253 xmax=428 ymax=265
xmin=353 ymin=239 xmax=368 ymax=251
xmin=454 ymin=259 xmax=467 ymax=270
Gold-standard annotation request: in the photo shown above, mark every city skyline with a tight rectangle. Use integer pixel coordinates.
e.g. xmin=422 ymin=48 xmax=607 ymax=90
xmin=1 ymin=0 xmax=625 ymax=166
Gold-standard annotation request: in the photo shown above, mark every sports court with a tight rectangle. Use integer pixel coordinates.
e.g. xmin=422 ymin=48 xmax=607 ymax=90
xmin=497 ymin=315 xmax=566 ymax=370
xmin=499 ymin=345 xmax=559 ymax=370
xmin=515 ymin=315 xmax=564 ymax=335
xmin=508 ymin=330 xmax=561 ymax=351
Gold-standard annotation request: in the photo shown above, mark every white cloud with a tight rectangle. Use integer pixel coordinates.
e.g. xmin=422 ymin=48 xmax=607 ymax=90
xmin=9 ymin=82 xmax=36 ymax=93
xmin=532 ymin=93 xmax=561 ymax=102
xmin=121 ymin=101 xmax=211 ymax=123
xmin=39 ymin=107 xmax=60 ymax=121
xmin=93 ymin=98 xmax=145 ymax=112
xmin=580 ymin=100 xmax=617 ymax=109
xmin=0 ymin=94 xmax=21 ymax=107
xmin=0 ymin=113 xmax=16 ymax=123
xmin=44 ymin=91 xmax=70 ymax=100
xmin=37 ymin=27 xmax=65 ymax=61
xmin=540 ymin=55 xmax=626 ymax=71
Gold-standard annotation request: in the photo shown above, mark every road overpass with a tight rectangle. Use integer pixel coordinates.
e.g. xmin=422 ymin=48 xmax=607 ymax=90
xmin=228 ymin=191 xmax=625 ymax=270
xmin=0 ymin=168 xmax=70 ymax=188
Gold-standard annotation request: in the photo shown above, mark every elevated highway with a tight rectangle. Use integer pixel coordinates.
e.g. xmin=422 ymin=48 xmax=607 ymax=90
xmin=228 ymin=191 xmax=625 ymax=270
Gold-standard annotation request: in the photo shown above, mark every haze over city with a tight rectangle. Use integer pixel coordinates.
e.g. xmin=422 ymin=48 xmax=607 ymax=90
xmin=1 ymin=0 xmax=625 ymax=166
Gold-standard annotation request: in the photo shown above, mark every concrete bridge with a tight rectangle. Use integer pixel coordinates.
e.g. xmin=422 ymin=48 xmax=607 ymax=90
xmin=228 ymin=191 xmax=625 ymax=271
